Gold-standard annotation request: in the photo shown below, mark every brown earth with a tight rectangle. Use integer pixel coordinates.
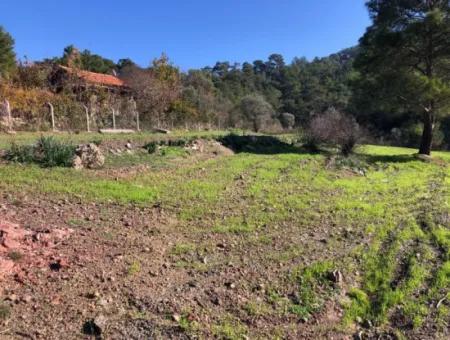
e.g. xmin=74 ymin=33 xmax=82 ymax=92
xmin=0 ymin=188 xmax=354 ymax=339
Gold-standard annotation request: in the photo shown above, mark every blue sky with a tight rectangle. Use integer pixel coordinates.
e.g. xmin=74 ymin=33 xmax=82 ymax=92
xmin=0 ymin=0 xmax=371 ymax=70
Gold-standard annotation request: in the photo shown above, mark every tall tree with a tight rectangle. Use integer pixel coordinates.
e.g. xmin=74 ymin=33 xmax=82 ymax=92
xmin=0 ymin=26 xmax=16 ymax=79
xmin=356 ymin=0 xmax=450 ymax=155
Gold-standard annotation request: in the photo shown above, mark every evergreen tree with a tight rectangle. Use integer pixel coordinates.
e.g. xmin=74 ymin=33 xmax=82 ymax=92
xmin=0 ymin=26 xmax=16 ymax=79
xmin=355 ymin=0 xmax=450 ymax=155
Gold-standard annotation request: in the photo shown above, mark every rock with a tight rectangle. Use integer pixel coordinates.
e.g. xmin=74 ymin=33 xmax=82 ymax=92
xmin=22 ymin=295 xmax=32 ymax=303
xmin=72 ymin=143 xmax=105 ymax=170
xmin=154 ymin=128 xmax=171 ymax=134
xmin=225 ymin=282 xmax=236 ymax=289
xmin=125 ymin=142 xmax=132 ymax=150
xmin=94 ymin=315 xmax=108 ymax=329
xmin=6 ymin=294 xmax=18 ymax=302
xmin=172 ymin=313 xmax=181 ymax=322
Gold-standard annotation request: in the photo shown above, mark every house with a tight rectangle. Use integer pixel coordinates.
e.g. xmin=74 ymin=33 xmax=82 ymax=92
xmin=51 ymin=65 xmax=129 ymax=94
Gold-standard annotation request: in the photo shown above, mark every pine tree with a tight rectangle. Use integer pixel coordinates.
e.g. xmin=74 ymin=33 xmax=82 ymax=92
xmin=0 ymin=26 xmax=16 ymax=79
xmin=356 ymin=0 xmax=450 ymax=155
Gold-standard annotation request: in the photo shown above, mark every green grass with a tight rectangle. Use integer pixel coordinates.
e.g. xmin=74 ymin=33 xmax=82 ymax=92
xmin=0 ymin=134 xmax=449 ymax=337
xmin=289 ymin=261 xmax=337 ymax=319
xmin=0 ymin=130 xmax=231 ymax=149
xmin=212 ymin=314 xmax=248 ymax=340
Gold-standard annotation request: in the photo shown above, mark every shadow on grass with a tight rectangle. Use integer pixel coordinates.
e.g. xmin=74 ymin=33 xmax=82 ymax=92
xmin=217 ymin=134 xmax=430 ymax=166
xmin=218 ymin=134 xmax=306 ymax=155
xmin=356 ymin=153 xmax=416 ymax=165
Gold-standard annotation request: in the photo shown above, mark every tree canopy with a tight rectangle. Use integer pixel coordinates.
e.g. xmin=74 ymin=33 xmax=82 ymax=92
xmin=0 ymin=26 xmax=16 ymax=79
xmin=354 ymin=0 xmax=450 ymax=154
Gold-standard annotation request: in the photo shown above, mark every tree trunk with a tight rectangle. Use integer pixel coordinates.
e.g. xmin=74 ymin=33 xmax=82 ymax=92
xmin=419 ymin=112 xmax=433 ymax=155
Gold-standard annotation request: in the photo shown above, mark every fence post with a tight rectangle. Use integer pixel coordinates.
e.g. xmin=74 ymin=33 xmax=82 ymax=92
xmin=4 ymin=99 xmax=12 ymax=131
xmin=47 ymin=102 xmax=55 ymax=132
xmin=112 ymin=108 xmax=116 ymax=130
xmin=83 ymin=105 xmax=90 ymax=132
xmin=133 ymin=101 xmax=140 ymax=131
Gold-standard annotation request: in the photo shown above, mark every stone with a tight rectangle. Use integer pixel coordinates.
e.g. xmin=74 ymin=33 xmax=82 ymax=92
xmin=72 ymin=143 xmax=105 ymax=170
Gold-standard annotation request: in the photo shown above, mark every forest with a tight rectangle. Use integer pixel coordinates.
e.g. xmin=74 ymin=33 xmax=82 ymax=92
xmin=0 ymin=0 xmax=449 ymax=155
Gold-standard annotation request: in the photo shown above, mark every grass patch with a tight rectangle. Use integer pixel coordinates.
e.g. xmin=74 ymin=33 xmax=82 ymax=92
xmin=0 ymin=302 xmax=11 ymax=320
xmin=127 ymin=261 xmax=141 ymax=276
xmin=171 ymin=243 xmax=195 ymax=256
xmin=7 ymin=251 xmax=23 ymax=262
xmin=5 ymin=136 xmax=76 ymax=167
xmin=290 ymin=261 xmax=337 ymax=319
xmin=212 ymin=315 xmax=248 ymax=340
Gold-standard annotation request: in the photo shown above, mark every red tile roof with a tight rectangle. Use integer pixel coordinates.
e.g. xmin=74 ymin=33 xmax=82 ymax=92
xmin=59 ymin=66 xmax=126 ymax=87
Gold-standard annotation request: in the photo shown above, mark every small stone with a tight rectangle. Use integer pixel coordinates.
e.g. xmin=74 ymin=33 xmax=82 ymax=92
xmin=22 ymin=295 xmax=32 ymax=303
xmin=225 ymin=282 xmax=236 ymax=289
xmin=172 ymin=313 xmax=181 ymax=322
xmin=94 ymin=315 xmax=107 ymax=329
xmin=7 ymin=294 xmax=18 ymax=302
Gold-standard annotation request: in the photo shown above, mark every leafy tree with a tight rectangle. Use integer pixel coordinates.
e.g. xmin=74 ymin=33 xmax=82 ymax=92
xmin=355 ymin=0 xmax=450 ymax=155
xmin=123 ymin=54 xmax=181 ymax=128
xmin=238 ymin=94 xmax=275 ymax=132
xmin=0 ymin=26 xmax=16 ymax=79
xmin=58 ymin=45 xmax=116 ymax=74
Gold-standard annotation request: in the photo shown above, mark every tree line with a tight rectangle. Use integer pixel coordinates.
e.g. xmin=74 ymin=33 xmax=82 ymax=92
xmin=0 ymin=0 xmax=449 ymax=155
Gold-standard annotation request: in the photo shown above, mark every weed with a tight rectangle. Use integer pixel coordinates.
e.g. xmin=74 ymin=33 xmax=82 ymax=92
xmin=290 ymin=261 xmax=336 ymax=319
xmin=0 ymin=302 xmax=11 ymax=320
xmin=8 ymin=251 xmax=23 ymax=262
xmin=128 ymin=261 xmax=141 ymax=275
xmin=244 ymin=300 xmax=271 ymax=317
xmin=171 ymin=243 xmax=195 ymax=256
xmin=143 ymin=142 xmax=158 ymax=154
xmin=212 ymin=315 xmax=248 ymax=340
xmin=5 ymin=136 xmax=76 ymax=167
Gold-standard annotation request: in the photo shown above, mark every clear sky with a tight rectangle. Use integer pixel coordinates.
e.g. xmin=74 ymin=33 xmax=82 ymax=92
xmin=0 ymin=0 xmax=371 ymax=70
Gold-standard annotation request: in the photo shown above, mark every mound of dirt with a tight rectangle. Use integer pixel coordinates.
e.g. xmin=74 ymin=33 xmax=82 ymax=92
xmin=0 ymin=220 xmax=73 ymax=282
xmin=186 ymin=139 xmax=234 ymax=157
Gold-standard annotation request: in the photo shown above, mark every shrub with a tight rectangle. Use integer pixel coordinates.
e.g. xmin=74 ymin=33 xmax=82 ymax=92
xmin=143 ymin=141 xmax=158 ymax=154
xmin=34 ymin=136 xmax=76 ymax=167
xmin=5 ymin=143 xmax=35 ymax=163
xmin=278 ymin=112 xmax=296 ymax=130
xmin=308 ymin=107 xmax=362 ymax=156
xmin=4 ymin=136 xmax=76 ymax=167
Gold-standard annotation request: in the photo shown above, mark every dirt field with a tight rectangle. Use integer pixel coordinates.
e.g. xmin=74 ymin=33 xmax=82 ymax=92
xmin=0 ymin=132 xmax=449 ymax=339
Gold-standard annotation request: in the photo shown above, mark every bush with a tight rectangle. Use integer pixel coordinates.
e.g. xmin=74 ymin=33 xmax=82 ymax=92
xmin=5 ymin=136 xmax=76 ymax=167
xmin=308 ymin=108 xmax=362 ymax=156
xmin=278 ymin=112 xmax=296 ymax=130
xmin=143 ymin=141 xmax=158 ymax=154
